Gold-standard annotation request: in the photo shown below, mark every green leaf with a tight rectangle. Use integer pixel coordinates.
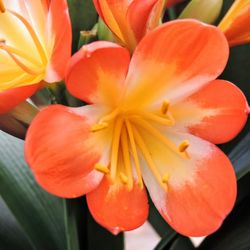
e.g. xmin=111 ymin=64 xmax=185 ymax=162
xmin=216 ymin=0 xmax=250 ymax=155
xmin=0 ymin=197 xmax=33 ymax=250
xmin=64 ymin=199 xmax=82 ymax=250
xmin=154 ymin=231 xmax=178 ymax=250
xmin=67 ymin=0 xmax=98 ymax=52
xmin=229 ymin=132 xmax=250 ymax=180
xmin=169 ymin=237 xmax=196 ymax=250
xmin=199 ymin=195 xmax=250 ymax=250
xmin=87 ymin=210 xmax=124 ymax=250
xmin=0 ymin=132 xmax=67 ymax=250
xmin=148 ymin=198 xmax=177 ymax=238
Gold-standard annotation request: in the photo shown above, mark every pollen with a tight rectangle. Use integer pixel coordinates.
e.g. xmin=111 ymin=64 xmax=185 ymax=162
xmin=179 ymin=140 xmax=190 ymax=152
xmin=94 ymin=163 xmax=109 ymax=174
xmin=91 ymin=122 xmax=108 ymax=132
xmin=161 ymin=100 xmax=170 ymax=114
xmin=0 ymin=0 xmax=5 ymax=13
xmin=119 ymin=172 xmax=128 ymax=184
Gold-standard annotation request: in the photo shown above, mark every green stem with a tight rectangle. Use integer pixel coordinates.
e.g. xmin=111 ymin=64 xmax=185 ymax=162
xmin=168 ymin=7 xmax=176 ymax=20
xmin=63 ymin=199 xmax=80 ymax=250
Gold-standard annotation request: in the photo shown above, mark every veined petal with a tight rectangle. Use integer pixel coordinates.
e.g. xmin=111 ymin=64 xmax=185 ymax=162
xmin=172 ymin=80 xmax=248 ymax=144
xmin=219 ymin=0 xmax=250 ymax=46
xmin=44 ymin=0 xmax=72 ymax=82
xmin=87 ymin=176 xmax=148 ymax=234
xmin=0 ymin=84 xmax=40 ymax=114
xmin=123 ymin=20 xmax=229 ymax=109
xmin=65 ymin=41 xmax=130 ymax=107
xmin=25 ymin=104 xmax=113 ymax=198
xmin=137 ymin=129 xmax=236 ymax=236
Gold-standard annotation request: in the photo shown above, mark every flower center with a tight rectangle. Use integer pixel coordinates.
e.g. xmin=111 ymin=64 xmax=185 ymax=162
xmin=0 ymin=2 xmax=47 ymax=78
xmin=92 ymin=101 xmax=190 ymax=191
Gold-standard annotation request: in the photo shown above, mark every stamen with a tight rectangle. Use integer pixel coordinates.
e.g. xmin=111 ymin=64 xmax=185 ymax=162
xmin=91 ymin=122 xmax=108 ymax=132
xmin=162 ymin=174 xmax=169 ymax=184
xmin=161 ymin=100 xmax=170 ymax=115
xmin=131 ymin=111 xmax=175 ymax=126
xmin=99 ymin=108 xmax=120 ymax=123
xmin=121 ymin=126 xmax=133 ymax=190
xmin=8 ymin=10 xmax=47 ymax=65
xmin=0 ymin=45 xmax=44 ymax=75
xmin=95 ymin=163 xmax=109 ymax=174
xmin=132 ymin=126 xmax=166 ymax=190
xmin=119 ymin=172 xmax=128 ymax=184
xmin=131 ymin=117 xmax=189 ymax=159
xmin=0 ymin=0 xmax=5 ymax=13
xmin=0 ymin=41 xmax=41 ymax=66
xmin=110 ymin=117 xmax=123 ymax=181
xmin=179 ymin=140 xmax=190 ymax=152
xmin=125 ymin=119 xmax=143 ymax=189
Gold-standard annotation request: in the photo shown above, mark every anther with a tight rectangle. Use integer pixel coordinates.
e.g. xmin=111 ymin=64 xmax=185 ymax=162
xmin=0 ymin=0 xmax=5 ymax=13
xmin=161 ymin=100 xmax=170 ymax=114
xmin=162 ymin=174 xmax=170 ymax=184
xmin=91 ymin=122 xmax=108 ymax=132
xmin=120 ymin=172 xmax=128 ymax=184
xmin=94 ymin=163 xmax=109 ymax=174
xmin=0 ymin=38 xmax=5 ymax=44
xmin=179 ymin=140 xmax=190 ymax=152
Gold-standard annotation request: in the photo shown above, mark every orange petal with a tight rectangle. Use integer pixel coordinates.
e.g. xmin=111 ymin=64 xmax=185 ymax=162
xmin=123 ymin=20 xmax=229 ymax=109
xmin=93 ymin=0 xmax=138 ymax=50
xmin=127 ymin=0 xmax=159 ymax=42
xmin=44 ymin=0 xmax=72 ymax=82
xmin=0 ymin=84 xmax=40 ymax=114
xmin=140 ymin=131 xmax=236 ymax=237
xmin=25 ymin=104 xmax=112 ymax=198
xmin=173 ymin=79 xmax=248 ymax=144
xmin=65 ymin=41 xmax=130 ymax=106
xmin=219 ymin=0 xmax=250 ymax=46
xmin=87 ymin=176 xmax=149 ymax=234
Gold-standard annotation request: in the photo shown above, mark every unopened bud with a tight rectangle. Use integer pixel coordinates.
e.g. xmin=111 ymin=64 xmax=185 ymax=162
xmin=179 ymin=0 xmax=223 ymax=24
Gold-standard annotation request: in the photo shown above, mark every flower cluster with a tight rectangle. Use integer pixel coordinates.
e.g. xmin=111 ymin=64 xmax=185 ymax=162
xmin=0 ymin=0 xmax=249 ymax=238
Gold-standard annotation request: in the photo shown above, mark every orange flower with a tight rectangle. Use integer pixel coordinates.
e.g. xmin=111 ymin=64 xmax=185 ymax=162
xmin=25 ymin=20 xmax=248 ymax=236
xmin=219 ymin=0 xmax=250 ymax=46
xmin=93 ymin=0 xmax=165 ymax=51
xmin=0 ymin=0 xmax=71 ymax=113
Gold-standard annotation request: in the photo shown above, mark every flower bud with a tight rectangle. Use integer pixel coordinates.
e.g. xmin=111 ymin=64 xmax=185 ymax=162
xmin=179 ymin=0 xmax=223 ymax=24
